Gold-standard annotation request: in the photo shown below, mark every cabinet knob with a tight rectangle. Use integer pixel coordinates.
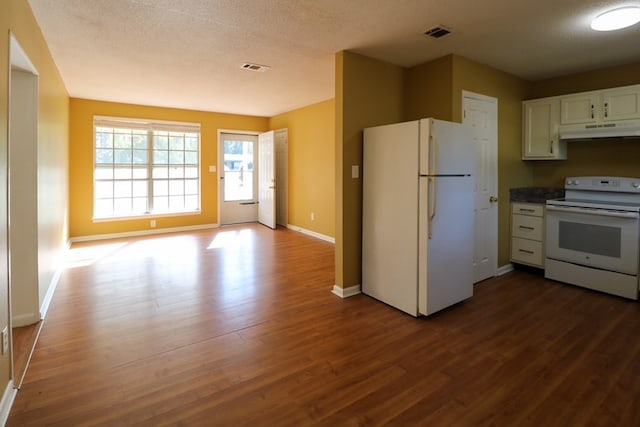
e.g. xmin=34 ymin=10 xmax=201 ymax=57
xmin=489 ymin=196 xmax=498 ymax=203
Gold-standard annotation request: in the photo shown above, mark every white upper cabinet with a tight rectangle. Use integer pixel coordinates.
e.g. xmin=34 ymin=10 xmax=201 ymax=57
xmin=524 ymin=84 xmax=640 ymax=160
xmin=601 ymin=86 xmax=640 ymax=122
xmin=560 ymin=92 xmax=600 ymax=125
xmin=522 ymin=97 xmax=566 ymax=160
xmin=560 ymin=85 xmax=640 ymax=125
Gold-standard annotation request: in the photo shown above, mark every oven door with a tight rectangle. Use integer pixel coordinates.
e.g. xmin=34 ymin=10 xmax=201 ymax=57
xmin=546 ymin=205 xmax=640 ymax=275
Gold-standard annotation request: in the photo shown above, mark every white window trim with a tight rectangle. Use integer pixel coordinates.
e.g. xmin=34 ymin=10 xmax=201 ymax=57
xmin=93 ymin=116 xmax=202 ymax=220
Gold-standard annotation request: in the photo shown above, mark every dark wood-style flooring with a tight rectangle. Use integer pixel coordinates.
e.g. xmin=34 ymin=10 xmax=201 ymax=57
xmin=11 ymin=321 xmax=42 ymax=388
xmin=7 ymin=224 xmax=640 ymax=426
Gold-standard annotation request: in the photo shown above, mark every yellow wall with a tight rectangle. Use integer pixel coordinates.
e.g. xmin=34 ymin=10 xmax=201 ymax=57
xmin=404 ymin=55 xmax=454 ymax=121
xmin=530 ymin=62 xmax=640 ymax=99
xmin=335 ymin=51 xmax=405 ymax=289
xmin=69 ymin=99 xmax=269 ymax=238
xmin=270 ymin=99 xmax=335 ymax=237
xmin=336 ymin=52 xmax=533 ymax=278
xmin=1 ymin=0 xmax=69 ymax=390
xmin=399 ymin=56 xmax=640 ymax=267
xmin=528 ymin=62 xmax=640 ymax=188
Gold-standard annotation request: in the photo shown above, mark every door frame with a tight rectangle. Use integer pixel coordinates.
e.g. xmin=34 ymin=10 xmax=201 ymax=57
xmin=462 ymin=90 xmax=498 ymax=281
xmin=274 ymin=129 xmax=288 ymax=227
xmin=8 ymin=32 xmax=40 ymax=388
xmin=217 ymin=129 xmax=260 ymax=226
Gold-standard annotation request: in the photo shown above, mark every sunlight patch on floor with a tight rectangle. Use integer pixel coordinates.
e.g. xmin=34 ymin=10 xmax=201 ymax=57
xmin=65 ymin=242 xmax=128 ymax=268
xmin=208 ymin=229 xmax=254 ymax=249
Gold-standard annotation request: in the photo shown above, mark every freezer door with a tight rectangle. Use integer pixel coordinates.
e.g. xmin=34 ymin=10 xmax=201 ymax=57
xmin=419 ymin=118 xmax=474 ymax=176
xmin=418 ymin=175 xmax=474 ymax=315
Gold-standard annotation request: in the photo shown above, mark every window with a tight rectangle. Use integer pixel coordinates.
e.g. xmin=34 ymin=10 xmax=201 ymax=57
xmin=222 ymin=139 xmax=254 ymax=201
xmin=94 ymin=117 xmax=200 ymax=219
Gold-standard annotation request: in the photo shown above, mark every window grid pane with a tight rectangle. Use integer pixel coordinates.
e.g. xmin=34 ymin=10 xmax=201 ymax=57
xmin=94 ymin=122 xmax=200 ymax=218
xmin=223 ymin=139 xmax=253 ymax=202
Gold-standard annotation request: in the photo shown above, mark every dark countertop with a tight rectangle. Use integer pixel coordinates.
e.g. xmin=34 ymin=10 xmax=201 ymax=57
xmin=510 ymin=187 xmax=564 ymax=204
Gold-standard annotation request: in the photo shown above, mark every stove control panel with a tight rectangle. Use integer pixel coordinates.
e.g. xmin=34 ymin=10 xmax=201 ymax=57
xmin=565 ymin=176 xmax=640 ymax=192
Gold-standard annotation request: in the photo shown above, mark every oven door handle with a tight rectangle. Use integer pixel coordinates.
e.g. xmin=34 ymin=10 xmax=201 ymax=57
xmin=546 ymin=205 xmax=640 ymax=219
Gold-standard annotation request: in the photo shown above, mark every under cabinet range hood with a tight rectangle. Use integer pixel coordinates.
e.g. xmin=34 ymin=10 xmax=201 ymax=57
xmin=559 ymin=121 xmax=640 ymax=141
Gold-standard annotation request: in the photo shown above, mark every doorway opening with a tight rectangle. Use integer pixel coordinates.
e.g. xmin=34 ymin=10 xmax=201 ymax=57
xmin=218 ymin=130 xmax=288 ymax=228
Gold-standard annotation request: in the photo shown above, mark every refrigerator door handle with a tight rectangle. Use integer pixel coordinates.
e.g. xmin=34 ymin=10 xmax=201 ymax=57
xmin=431 ymin=134 xmax=438 ymax=176
xmin=428 ymin=177 xmax=438 ymax=239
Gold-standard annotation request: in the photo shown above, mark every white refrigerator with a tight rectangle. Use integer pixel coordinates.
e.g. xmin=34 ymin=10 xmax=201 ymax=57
xmin=362 ymin=118 xmax=474 ymax=317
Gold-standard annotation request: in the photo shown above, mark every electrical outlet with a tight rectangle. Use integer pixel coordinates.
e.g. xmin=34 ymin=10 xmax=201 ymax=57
xmin=311 ymin=212 xmax=315 ymax=221
xmin=150 ymin=220 xmax=156 ymax=228
xmin=2 ymin=327 xmax=8 ymax=355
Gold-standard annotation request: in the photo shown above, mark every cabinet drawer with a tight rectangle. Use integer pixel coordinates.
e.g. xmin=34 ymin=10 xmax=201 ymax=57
xmin=511 ymin=203 xmax=544 ymax=217
xmin=512 ymin=214 xmax=543 ymax=240
xmin=511 ymin=237 xmax=543 ymax=267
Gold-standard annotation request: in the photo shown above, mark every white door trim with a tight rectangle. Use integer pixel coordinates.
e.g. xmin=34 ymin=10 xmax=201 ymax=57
xmin=463 ymin=90 xmax=496 ymax=104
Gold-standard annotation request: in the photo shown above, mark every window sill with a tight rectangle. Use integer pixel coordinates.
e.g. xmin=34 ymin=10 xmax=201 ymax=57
xmin=92 ymin=210 xmax=202 ymax=223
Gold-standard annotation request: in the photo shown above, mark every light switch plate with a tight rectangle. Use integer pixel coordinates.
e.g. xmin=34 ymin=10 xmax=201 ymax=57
xmin=352 ymin=165 xmax=359 ymax=179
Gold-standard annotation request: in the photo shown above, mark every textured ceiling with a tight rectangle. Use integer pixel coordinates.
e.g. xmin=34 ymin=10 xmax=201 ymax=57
xmin=27 ymin=0 xmax=640 ymax=117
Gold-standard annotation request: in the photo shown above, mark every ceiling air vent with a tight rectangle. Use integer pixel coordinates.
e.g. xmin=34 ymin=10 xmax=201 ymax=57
xmin=424 ymin=26 xmax=452 ymax=39
xmin=241 ymin=62 xmax=271 ymax=72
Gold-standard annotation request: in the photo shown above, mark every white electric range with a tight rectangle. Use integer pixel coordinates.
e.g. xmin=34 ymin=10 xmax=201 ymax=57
xmin=545 ymin=176 xmax=640 ymax=300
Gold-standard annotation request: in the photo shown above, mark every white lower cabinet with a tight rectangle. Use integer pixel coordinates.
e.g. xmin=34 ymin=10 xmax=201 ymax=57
xmin=510 ymin=202 xmax=545 ymax=268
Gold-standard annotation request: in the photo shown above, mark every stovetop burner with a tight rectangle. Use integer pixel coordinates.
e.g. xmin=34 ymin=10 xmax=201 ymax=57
xmin=547 ymin=176 xmax=640 ymax=212
xmin=547 ymin=197 xmax=640 ymax=212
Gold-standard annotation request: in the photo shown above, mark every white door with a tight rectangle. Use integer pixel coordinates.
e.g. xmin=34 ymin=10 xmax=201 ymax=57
xmin=258 ymin=131 xmax=276 ymax=229
xmin=219 ymin=132 xmax=258 ymax=225
xmin=463 ymin=91 xmax=498 ymax=283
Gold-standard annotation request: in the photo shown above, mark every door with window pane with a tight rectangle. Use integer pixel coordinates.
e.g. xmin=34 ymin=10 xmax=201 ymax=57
xmin=219 ymin=133 xmax=259 ymax=225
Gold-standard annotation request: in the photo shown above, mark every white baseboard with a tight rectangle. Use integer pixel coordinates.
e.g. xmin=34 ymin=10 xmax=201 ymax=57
xmin=12 ymin=312 xmax=41 ymax=328
xmin=497 ymin=263 xmax=514 ymax=276
xmin=332 ymin=284 xmax=361 ymax=298
xmin=0 ymin=380 xmax=17 ymax=426
xmin=70 ymin=223 xmax=219 ymax=243
xmin=40 ymin=260 xmax=65 ymax=321
xmin=286 ymin=225 xmax=335 ymax=243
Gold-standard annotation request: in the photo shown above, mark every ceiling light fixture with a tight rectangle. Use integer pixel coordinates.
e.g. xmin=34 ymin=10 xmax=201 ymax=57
xmin=591 ymin=6 xmax=640 ymax=31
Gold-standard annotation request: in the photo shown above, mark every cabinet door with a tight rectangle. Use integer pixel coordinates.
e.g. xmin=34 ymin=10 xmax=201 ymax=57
xmin=522 ymin=98 xmax=564 ymax=159
xmin=602 ymin=86 xmax=640 ymax=122
xmin=560 ymin=92 xmax=600 ymax=125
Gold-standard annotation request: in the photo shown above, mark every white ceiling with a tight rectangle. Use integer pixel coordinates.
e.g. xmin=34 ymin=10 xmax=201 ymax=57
xmin=27 ymin=0 xmax=640 ymax=117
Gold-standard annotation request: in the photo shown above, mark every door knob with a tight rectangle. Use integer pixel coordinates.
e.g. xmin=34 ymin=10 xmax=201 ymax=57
xmin=489 ymin=196 xmax=498 ymax=203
